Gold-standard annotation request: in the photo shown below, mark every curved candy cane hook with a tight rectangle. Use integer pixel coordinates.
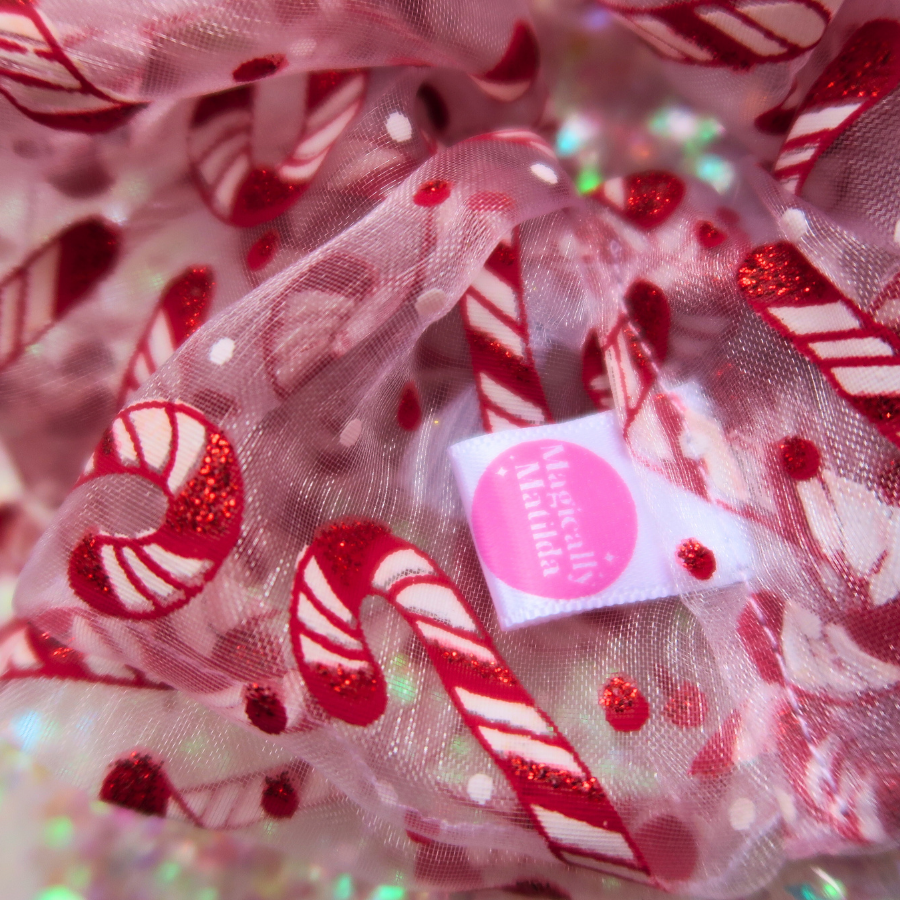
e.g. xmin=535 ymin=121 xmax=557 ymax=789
xmin=290 ymin=519 xmax=654 ymax=884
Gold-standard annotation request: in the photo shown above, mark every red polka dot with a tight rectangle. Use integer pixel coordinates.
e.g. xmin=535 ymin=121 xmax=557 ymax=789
xmin=414 ymin=179 xmax=451 ymax=206
xmin=397 ymin=381 xmax=422 ymax=430
xmin=779 ymin=436 xmax=820 ymax=480
xmin=244 ymin=684 xmax=288 ymax=734
xmin=99 ymin=754 xmax=170 ymax=816
xmin=696 ymin=221 xmax=727 ymax=248
xmin=676 ymin=539 xmax=716 ymax=580
xmin=635 ymin=815 xmax=698 ymax=881
xmin=247 ymin=230 xmax=280 ymax=270
xmin=261 ymin=773 xmax=299 ymax=818
xmin=663 ymin=682 xmax=707 ymax=728
xmin=232 ymin=54 xmax=286 ymax=83
xmin=600 ymin=675 xmax=649 ymax=733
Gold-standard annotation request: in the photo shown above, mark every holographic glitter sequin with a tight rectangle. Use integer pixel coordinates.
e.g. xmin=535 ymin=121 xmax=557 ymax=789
xmin=244 ymin=684 xmax=288 ymax=735
xmin=600 ymin=676 xmax=649 ymax=733
xmin=676 ymin=538 xmax=716 ymax=580
xmin=779 ymin=436 xmax=821 ymax=480
xmin=413 ymin=179 xmax=451 ymax=207
xmin=165 ymin=433 xmax=239 ymax=537
xmin=99 ymin=754 xmax=170 ymax=816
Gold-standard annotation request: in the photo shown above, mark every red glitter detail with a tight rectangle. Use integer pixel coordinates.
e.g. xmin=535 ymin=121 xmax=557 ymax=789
xmin=852 ymin=394 xmax=900 ymax=425
xmin=306 ymin=69 xmax=362 ymax=109
xmin=313 ymin=520 xmax=390 ymax=587
xmin=55 ymin=219 xmax=119 ymax=314
xmin=663 ymin=682 xmax=707 ymax=729
xmin=313 ymin=663 xmax=379 ymax=699
xmin=804 ymin=21 xmax=900 ymax=106
xmin=689 ymin=711 xmax=741 ymax=777
xmin=625 ymin=280 xmax=670 ymax=363
xmin=161 ymin=266 xmax=214 ymax=344
xmin=261 ymin=772 xmax=299 ymax=818
xmin=624 ymin=171 xmax=685 ymax=229
xmin=414 ymin=179 xmax=451 ymax=207
xmin=601 ymin=676 xmax=650 ymax=733
xmin=231 ymin=167 xmax=299 ymax=228
xmin=469 ymin=330 xmax=547 ymax=390
xmin=436 ymin=647 xmax=517 ymax=686
xmin=247 ymin=230 xmax=280 ymax=271
xmin=779 ymin=436 xmax=820 ymax=480
xmin=877 ymin=460 xmax=900 ymax=506
xmin=232 ymin=54 xmax=286 ymax=83
xmin=99 ymin=754 xmax=170 ymax=816
xmin=165 ymin=433 xmax=239 ymax=537
xmin=244 ymin=684 xmax=288 ymax=734
xmin=70 ymin=535 xmax=114 ymax=606
xmin=696 ymin=221 xmax=727 ymax=248
xmin=397 ymin=381 xmax=422 ymax=431
xmin=507 ymin=755 xmax=607 ymax=800
xmin=676 ymin=539 xmax=716 ymax=580
xmin=737 ymin=242 xmax=828 ymax=304
xmin=481 ymin=20 xmax=540 ymax=85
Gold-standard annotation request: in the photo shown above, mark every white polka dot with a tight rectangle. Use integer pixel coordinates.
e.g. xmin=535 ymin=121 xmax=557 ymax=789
xmin=774 ymin=788 xmax=797 ymax=824
xmin=339 ymin=418 xmax=362 ymax=448
xmin=208 ymin=337 xmax=234 ymax=365
xmin=530 ymin=162 xmax=558 ymax=185
xmin=386 ymin=111 xmax=413 ymax=143
xmin=414 ymin=287 xmax=447 ymax=321
xmin=467 ymin=773 xmax=494 ymax=805
xmin=893 ymin=219 xmax=900 ymax=246
xmin=729 ymin=797 xmax=756 ymax=831
xmin=781 ymin=208 xmax=809 ymax=241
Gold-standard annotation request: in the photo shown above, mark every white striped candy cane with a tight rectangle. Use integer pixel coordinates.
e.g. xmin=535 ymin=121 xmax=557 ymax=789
xmin=188 ymin=70 xmax=368 ymax=228
xmin=581 ymin=329 xmax=614 ymax=411
xmin=0 ymin=218 xmax=119 ymax=372
xmin=773 ymin=20 xmax=900 ymax=194
xmin=118 ymin=266 xmax=215 ymax=406
xmin=738 ymin=241 xmax=900 ymax=450
xmin=290 ymin=520 xmax=655 ymax=884
xmin=470 ymin=20 xmax=540 ymax=102
xmin=460 ymin=231 xmax=553 ymax=432
xmin=601 ymin=0 xmax=839 ymax=68
xmin=0 ymin=617 xmax=169 ymax=688
xmin=68 ymin=401 xmax=243 ymax=619
xmin=0 ymin=0 xmax=142 ymax=131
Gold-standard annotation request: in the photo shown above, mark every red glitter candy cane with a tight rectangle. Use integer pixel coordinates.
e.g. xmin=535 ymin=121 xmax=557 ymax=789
xmin=67 ymin=401 xmax=243 ymax=619
xmin=290 ymin=519 xmax=655 ymax=885
xmin=0 ymin=0 xmax=144 ymax=131
xmin=600 ymin=0 xmax=835 ymax=69
xmin=0 ymin=218 xmax=119 ymax=373
xmin=773 ymin=20 xmax=900 ymax=195
xmin=187 ymin=70 xmax=368 ymax=228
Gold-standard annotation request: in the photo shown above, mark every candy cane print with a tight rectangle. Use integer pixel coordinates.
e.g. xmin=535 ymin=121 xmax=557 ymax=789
xmin=460 ymin=231 xmax=553 ymax=432
xmin=0 ymin=218 xmax=119 ymax=372
xmin=100 ymin=751 xmax=309 ymax=826
xmin=773 ymin=21 xmax=900 ymax=195
xmin=0 ymin=617 xmax=169 ymax=688
xmin=290 ymin=520 xmax=655 ymax=884
xmin=470 ymin=20 xmax=540 ymax=102
xmin=0 ymin=0 xmax=143 ymax=132
xmin=118 ymin=267 xmax=215 ymax=406
xmin=68 ymin=400 xmax=243 ymax=619
xmin=581 ymin=330 xmax=614 ymax=411
xmin=188 ymin=70 xmax=368 ymax=228
xmin=600 ymin=0 xmax=838 ymax=68
xmin=738 ymin=242 xmax=900 ymax=451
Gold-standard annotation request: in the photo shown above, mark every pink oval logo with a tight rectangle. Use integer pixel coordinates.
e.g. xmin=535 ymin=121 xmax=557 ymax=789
xmin=470 ymin=440 xmax=637 ymax=600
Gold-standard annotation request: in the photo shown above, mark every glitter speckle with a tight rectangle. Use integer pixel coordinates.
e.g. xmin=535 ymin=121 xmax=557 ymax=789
xmin=413 ymin=179 xmax=451 ymax=207
xmin=244 ymin=684 xmax=288 ymax=734
xmin=99 ymin=754 xmax=169 ymax=816
xmin=676 ymin=539 xmax=716 ymax=580
xmin=697 ymin=221 xmax=726 ymax=248
xmin=261 ymin=773 xmax=299 ymax=818
xmin=601 ymin=675 xmax=649 ymax=732
xmin=779 ymin=436 xmax=820 ymax=480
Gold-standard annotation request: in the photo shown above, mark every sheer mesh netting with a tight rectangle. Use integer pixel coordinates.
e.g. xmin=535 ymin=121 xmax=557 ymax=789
xmin=0 ymin=0 xmax=899 ymax=897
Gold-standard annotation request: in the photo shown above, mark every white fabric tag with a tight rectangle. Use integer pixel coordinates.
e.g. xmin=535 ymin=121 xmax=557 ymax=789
xmin=449 ymin=412 xmax=752 ymax=629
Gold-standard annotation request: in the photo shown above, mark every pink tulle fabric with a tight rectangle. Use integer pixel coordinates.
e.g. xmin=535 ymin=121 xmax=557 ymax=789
xmin=0 ymin=0 xmax=899 ymax=897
